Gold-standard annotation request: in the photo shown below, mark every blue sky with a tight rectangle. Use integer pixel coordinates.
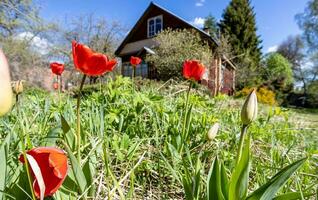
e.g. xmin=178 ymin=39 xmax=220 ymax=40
xmin=38 ymin=0 xmax=309 ymax=53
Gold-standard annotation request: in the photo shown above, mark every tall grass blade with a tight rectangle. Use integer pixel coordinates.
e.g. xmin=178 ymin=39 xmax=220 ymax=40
xmin=247 ymin=157 xmax=307 ymax=200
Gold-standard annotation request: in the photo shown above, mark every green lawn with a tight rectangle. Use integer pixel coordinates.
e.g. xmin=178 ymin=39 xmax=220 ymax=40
xmin=0 ymin=76 xmax=317 ymax=199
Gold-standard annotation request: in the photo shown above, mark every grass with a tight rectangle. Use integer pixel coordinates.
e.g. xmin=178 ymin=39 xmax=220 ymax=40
xmin=0 ymin=76 xmax=317 ymax=199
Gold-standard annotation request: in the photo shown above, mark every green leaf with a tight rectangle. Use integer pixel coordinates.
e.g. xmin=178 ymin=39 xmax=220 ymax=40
xmin=220 ymin=160 xmax=229 ymax=199
xmin=61 ymin=114 xmax=70 ymax=134
xmin=0 ymin=145 xmax=7 ymax=200
xmin=83 ymin=159 xmax=95 ymax=197
xmin=207 ymin=156 xmax=226 ymax=200
xmin=206 ymin=157 xmax=229 ymax=200
xmin=61 ymin=115 xmax=75 ymax=149
xmin=246 ymin=157 xmax=307 ymax=200
xmin=62 ymin=141 xmax=87 ymax=194
xmin=229 ymin=133 xmax=251 ymax=200
xmin=42 ymin=127 xmax=61 ymax=146
xmin=273 ymin=192 xmax=315 ymax=200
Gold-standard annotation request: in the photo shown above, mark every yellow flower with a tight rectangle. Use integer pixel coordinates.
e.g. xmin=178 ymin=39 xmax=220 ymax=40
xmin=0 ymin=49 xmax=13 ymax=117
xmin=207 ymin=123 xmax=220 ymax=141
xmin=241 ymin=89 xmax=258 ymax=125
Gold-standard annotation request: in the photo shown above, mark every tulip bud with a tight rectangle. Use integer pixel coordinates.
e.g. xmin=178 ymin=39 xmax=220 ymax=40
xmin=241 ymin=89 xmax=258 ymax=125
xmin=207 ymin=123 xmax=220 ymax=141
xmin=13 ymin=80 xmax=24 ymax=94
xmin=0 ymin=49 xmax=13 ymax=117
xmin=53 ymin=82 xmax=59 ymax=90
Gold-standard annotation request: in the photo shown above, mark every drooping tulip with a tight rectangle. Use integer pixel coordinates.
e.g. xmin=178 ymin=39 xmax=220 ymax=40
xmin=72 ymin=40 xmax=117 ymax=76
xmin=130 ymin=56 xmax=142 ymax=67
xmin=241 ymin=89 xmax=258 ymax=125
xmin=182 ymin=60 xmax=205 ymax=81
xmin=50 ymin=62 xmax=64 ymax=76
xmin=19 ymin=147 xmax=68 ymax=198
xmin=0 ymin=49 xmax=13 ymax=117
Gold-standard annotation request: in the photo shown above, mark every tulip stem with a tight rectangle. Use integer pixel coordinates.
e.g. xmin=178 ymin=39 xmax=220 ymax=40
xmin=180 ymin=81 xmax=192 ymax=153
xmin=76 ymin=74 xmax=86 ymax=162
xmin=131 ymin=66 xmax=136 ymax=90
xmin=18 ymin=104 xmax=36 ymax=200
xmin=236 ymin=124 xmax=248 ymax=164
xmin=21 ymin=142 xmax=37 ymax=200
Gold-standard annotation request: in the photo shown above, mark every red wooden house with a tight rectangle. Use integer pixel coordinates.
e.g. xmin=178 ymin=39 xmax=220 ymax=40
xmin=115 ymin=2 xmax=236 ymax=95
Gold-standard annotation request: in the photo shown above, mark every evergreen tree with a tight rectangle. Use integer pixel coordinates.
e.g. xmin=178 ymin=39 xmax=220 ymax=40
xmin=204 ymin=14 xmax=218 ymax=36
xmin=219 ymin=0 xmax=262 ymax=88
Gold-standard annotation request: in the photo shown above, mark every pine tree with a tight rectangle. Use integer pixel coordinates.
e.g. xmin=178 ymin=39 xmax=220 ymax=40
xmin=204 ymin=14 xmax=218 ymax=36
xmin=219 ymin=0 xmax=262 ymax=88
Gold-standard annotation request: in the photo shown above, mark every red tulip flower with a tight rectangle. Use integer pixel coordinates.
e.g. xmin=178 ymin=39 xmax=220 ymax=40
xmin=183 ymin=60 xmax=205 ymax=81
xmin=19 ymin=147 xmax=68 ymax=198
xmin=72 ymin=40 xmax=117 ymax=76
xmin=130 ymin=56 xmax=142 ymax=67
xmin=50 ymin=62 xmax=64 ymax=76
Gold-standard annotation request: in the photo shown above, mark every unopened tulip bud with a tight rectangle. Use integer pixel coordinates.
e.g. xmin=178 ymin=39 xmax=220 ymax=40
xmin=207 ymin=123 xmax=220 ymax=141
xmin=53 ymin=82 xmax=59 ymax=90
xmin=0 ymin=49 xmax=13 ymax=117
xmin=241 ymin=89 xmax=258 ymax=125
xmin=13 ymin=80 xmax=24 ymax=94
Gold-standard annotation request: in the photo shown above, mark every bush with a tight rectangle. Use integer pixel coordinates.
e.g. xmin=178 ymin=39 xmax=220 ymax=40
xmin=146 ymin=29 xmax=212 ymax=80
xmin=263 ymin=53 xmax=293 ymax=90
xmin=235 ymin=87 xmax=277 ymax=105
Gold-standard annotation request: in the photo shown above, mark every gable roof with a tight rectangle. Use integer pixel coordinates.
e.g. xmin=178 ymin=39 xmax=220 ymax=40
xmin=115 ymin=2 xmax=236 ymax=69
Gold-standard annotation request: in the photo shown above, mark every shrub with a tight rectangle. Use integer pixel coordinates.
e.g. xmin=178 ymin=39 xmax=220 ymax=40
xmin=235 ymin=87 xmax=277 ymax=105
xmin=146 ymin=29 xmax=212 ymax=80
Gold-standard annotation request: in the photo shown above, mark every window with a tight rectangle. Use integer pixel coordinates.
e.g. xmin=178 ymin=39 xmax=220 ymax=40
xmin=148 ymin=15 xmax=163 ymax=37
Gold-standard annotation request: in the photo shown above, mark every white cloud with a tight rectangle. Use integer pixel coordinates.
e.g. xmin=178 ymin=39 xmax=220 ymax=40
xmin=16 ymin=32 xmax=51 ymax=55
xmin=267 ymin=45 xmax=278 ymax=53
xmin=191 ymin=17 xmax=205 ymax=28
xmin=195 ymin=0 xmax=205 ymax=7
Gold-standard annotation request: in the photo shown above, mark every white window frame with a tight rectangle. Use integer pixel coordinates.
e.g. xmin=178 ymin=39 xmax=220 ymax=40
xmin=147 ymin=15 xmax=163 ymax=38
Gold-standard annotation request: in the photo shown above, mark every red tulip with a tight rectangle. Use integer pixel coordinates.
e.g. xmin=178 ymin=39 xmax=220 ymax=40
xmin=130 ymin=56 xmax=142 ymax=67
xmin=182 ymin=60 xmax=205 ymax=81
xmin=72 ymin=40 xmax=117 ymax=76
xmin=53 ymin=82 xmax=59 ymax=90
xmin=50 ymin=62 xmax=64 ymax=76
xmin=19 ymin=147 xmax=68 ymax=198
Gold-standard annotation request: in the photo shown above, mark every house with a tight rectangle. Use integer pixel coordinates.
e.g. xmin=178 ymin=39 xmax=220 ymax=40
xmin=115 ymin=2 xmax=236 ymax=96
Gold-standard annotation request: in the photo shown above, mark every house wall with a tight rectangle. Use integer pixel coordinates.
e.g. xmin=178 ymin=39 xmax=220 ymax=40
xmin=129 ymin=7 xmax=209 ymax=43
xmin=202 ymin=58 xmax=235 ymax=96
xmin=220 ymin=64 xmax=235 ymax=95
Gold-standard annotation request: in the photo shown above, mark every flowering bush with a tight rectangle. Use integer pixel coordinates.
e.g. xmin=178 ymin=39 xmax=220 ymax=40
xmin=236 ymin=87 xmax=277 ymax=105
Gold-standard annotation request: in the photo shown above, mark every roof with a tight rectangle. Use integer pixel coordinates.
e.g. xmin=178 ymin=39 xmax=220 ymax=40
xmin=115 ymin=2 xmax=236 ymax=70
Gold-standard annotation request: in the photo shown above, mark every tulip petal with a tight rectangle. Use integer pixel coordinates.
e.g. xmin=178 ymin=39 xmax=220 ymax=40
xmin=26 ymin=154 xmax=46 ymax=200
xmin=48 ymin=152 xmax=68 ymax=179
xmin=106 ymin=59 xmax=117 ymax=72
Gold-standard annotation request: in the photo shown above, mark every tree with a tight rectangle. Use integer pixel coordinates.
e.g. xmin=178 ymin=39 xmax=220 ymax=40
xmin=145 ymin=29 xmax=212 ymax=80
xmin=263 ymin=53 xmax=293 ymax=90
xmin=0 ymin=0 xmax=56 ymax=87
xmin=293 ymin=0 xmax=318 ymax=95
xmin=204 ymin=14 xmax=218 ymax=36
xmin=277 ymin=35 xmax=305 ymax=70
xmin=47 ymin=14 xmax=126 ymax=84
xmin=219 ymin=0 xmax=262 ymax=88
xmin=296 ymin=0 xmax=318 ymax=52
